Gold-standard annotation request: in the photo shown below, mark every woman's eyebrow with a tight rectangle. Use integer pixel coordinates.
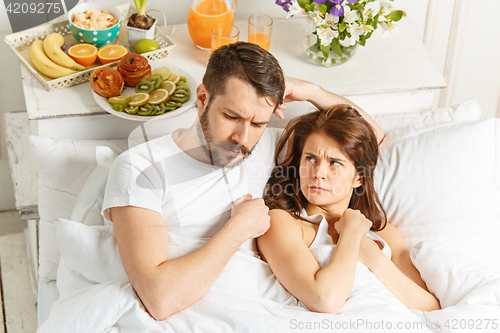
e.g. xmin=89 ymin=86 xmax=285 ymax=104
xmin=304 ymin=152 xmax=347 ymax=163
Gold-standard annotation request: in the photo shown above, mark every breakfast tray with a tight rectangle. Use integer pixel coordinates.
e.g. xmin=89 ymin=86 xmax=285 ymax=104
xmin=4 ymin=3 xmax=175 ymax=92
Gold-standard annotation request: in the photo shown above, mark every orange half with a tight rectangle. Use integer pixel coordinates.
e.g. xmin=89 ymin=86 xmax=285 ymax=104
xmin=98 ymin=45 xmax=128 ymax=65
xmin=68 ymin=44 xmax=98 ymax=67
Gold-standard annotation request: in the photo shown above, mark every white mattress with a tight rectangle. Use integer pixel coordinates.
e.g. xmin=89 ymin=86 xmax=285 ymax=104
xmin=37 ymin=280 xmax=59 ymax=329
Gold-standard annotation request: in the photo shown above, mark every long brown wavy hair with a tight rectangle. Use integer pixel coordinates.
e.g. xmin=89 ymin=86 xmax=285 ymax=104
xmin=263 ymin=105 xmax=387 ymax=231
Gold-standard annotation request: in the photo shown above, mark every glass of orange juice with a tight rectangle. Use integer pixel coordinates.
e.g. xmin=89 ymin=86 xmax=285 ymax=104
xmin=248 ymin=14 xmax=273 ymax=52
xmin=187 ymin=0 xmax=234 ymax=50
xmin=211 ymin=23 xmax=240 ymax=53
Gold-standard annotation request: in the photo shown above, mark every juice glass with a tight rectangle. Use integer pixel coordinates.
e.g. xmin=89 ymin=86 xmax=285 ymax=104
xmin=188 ymin=0 xmax=234 ymax=50
xmin=248 ymin=14 xmax=273 ymax=51
xmin=211 ymin=23 xmax=240 ymax=53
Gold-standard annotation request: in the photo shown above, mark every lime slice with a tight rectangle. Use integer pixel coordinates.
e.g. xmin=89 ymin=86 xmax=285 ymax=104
xmin=128 ymin=93 xmax=150 ymax=106
xmin=148 ymin=89 xmax=169 ymax=105
xmin=108 ymin=95 xmax=131 ymax=105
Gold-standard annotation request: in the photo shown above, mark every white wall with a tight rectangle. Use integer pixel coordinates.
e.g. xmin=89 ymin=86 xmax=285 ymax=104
xmin=395 ymin=0 xmax=500 ymax=118
xmin=0 ymin=0 xmax=499 ymax=210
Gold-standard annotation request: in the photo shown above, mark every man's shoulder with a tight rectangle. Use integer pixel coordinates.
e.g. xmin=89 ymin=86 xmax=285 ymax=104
xmin=112 ymin=134 xmax=176 ymax=169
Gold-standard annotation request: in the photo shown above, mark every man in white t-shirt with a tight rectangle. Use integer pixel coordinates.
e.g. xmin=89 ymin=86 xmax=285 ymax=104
xmin=102 ymin=42 xmax=384 ymax=321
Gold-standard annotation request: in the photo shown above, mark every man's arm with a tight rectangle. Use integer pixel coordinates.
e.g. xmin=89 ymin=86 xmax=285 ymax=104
xmin=275 ymin=76 xmax=385 ymax=144
xmin=110 ymin=194 xmax=269 ymax=320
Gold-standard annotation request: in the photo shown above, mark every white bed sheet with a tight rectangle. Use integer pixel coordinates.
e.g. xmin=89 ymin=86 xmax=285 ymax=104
xmin=34 ymin=99 xmax=498 ymax=332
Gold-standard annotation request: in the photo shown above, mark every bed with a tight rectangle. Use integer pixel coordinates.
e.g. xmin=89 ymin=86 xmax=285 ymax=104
xmin=30 ymin=99 xmax=500 ymax=332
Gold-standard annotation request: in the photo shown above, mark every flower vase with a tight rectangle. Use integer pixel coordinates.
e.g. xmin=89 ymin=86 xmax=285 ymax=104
xmin=302 ymin=17 xmax=358 ymax=67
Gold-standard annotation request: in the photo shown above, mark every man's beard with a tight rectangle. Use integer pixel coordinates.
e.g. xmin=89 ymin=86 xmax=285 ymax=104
xmin=198 ymin=101 xmax=255 ymax=168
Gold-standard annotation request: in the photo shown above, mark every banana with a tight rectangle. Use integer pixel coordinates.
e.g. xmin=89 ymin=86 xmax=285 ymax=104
xmin=43 ymin=33 xmax=86 ymax=71
xmin=30 ymin=40 xmax=78 ymax=79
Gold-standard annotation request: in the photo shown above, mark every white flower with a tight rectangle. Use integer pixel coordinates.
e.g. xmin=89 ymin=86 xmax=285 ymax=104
xmin=311 ymin=11 xmax=325 ymax=26
xmin=324 ymin=12 xmax=339 ymax=29
xmin=317 ymin=27 xmax=338 ymax=46
xmin=339 ymin=35 xmax=357 ymax=47
xmin=380 ymin=21 xmax=399 ymax=39
xmin=362 ymin=0 xmax=381 ymax=17
xmin=287 ymin=0 xmax=306 ymax=18
xmin=348 ymin=22 xmax=372 ymax=38
xmin=380 ymin=0 xmax=394 ymax=14
xmin=343 ymin=6 xmax=360 ymax=24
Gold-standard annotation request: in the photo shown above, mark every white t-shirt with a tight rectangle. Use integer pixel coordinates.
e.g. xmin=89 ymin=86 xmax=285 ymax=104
xmin=102 ymin=127 xmax=283 ymax=259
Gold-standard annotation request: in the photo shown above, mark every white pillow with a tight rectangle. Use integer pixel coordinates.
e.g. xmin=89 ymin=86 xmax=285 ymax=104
xmin=70 ymin=146 xmax=119 ymax=227
xmin=373 ymin=99 xmax=481 ymax=134
xmin=375 ymin=119 xmax=500 ymax=273
xmin=57 ymin=218 xmax=127 ymax=284
xmin=411 ymin=241 xmax=500 ymax=308
xmin=30 ymin=136 xmax=127 ymax=283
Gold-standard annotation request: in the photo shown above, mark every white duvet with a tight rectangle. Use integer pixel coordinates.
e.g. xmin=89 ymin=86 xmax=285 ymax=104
xmin=37 ymin=219 xmax=500 ymax=333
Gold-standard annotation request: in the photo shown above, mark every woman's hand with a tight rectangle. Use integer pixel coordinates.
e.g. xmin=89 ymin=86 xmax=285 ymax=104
xmin=334 ymin=209 xmax=373 ymax=238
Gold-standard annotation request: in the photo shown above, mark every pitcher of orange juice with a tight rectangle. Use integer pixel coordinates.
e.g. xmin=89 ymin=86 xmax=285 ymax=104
xmin=188 ymin=0 xmax=234 ymax=50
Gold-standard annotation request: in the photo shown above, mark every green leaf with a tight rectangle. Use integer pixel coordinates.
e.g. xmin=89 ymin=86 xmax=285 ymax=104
xmin=339 ymin=23 xmax=346 ymax=33
xmin=134 ymin=0 xmax=147 ymax=16
xmin=363 ymin=31 xmax=373 ymax=41
xmin=330 ymin=38 xmax=342 ymax=57
xmin=320 ymin=44 xmax=330 ymax=60
xmin=298 ymin=0 xmax=311 ymax=11
xmin=319 ymin=4 xmax=327 ymax=15
xmin=386 ymin=10 xmax=404 ymax=22
xmin=307 ymin=3 xmax=316 ymax=12
xmin=358 ymin=36 xmax=366 ymax=46
xmin=371 ymin=14 xmax=379 ymax=29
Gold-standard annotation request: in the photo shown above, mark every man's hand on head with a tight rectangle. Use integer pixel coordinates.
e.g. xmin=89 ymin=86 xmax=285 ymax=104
xmin=273 ymin=76 xmax=317 ymax=119
xmin=283 ymin=76 xmax=315 ymax=103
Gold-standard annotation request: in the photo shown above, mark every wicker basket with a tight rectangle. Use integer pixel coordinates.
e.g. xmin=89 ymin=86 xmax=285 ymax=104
xmin=4 ymin=3 xmax=175 ymax=92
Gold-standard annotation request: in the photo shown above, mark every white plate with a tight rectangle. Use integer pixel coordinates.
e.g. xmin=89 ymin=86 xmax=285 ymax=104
xmin=93 ymin=61 xmax=198 ymax=121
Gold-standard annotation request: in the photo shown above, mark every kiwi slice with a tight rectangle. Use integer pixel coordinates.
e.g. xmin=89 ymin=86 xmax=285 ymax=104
xmin=124 ymin=105 xmax=139 ymax=115
xmin=171 ymin=91 xmax=189 ymax=103
xmin=112 ymin=104 xmax=124 ymax=112
xmin=147 ymin=75 xmax=163 ymax=89
xmin=176 ymin=83 xmax=190 ymax=92
xmin=151 ymin=105 xmax=160 ymax=115
xmin=135 ymin=80 xmax=155 ymax=94
xmin=174 ymin=88 xmax=189 ymax=95
xmin=155 ymin=103 xmax=166 ymax=115
xmin=178 ymin=76 xmax=187 ymax=83
xmin=164 ymin=100 xmax=182 ymax=111
xmin=137 ymin=104 xmax=155 ymax=116
xmin=109 ymin=95 xmax=131 ymax=105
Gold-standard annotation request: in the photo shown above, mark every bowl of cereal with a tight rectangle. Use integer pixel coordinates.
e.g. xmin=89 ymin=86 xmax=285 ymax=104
xmin=68 ymin=2 xmax=122 ymax=46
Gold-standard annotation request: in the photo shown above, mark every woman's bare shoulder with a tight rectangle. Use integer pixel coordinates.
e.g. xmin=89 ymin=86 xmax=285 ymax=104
xmin=261 ymin=209 xmax=303 ymax=240
xmin=258 ymin=209 xmax=307 ymax=262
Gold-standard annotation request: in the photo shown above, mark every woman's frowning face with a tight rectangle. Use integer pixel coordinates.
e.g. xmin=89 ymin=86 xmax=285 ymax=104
xmin=299 ymin=132 xmax=362 ymax=210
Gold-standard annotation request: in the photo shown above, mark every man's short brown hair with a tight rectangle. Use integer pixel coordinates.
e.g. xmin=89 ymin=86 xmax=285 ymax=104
xmin=202 ymin=42 xmax=285 ymax=110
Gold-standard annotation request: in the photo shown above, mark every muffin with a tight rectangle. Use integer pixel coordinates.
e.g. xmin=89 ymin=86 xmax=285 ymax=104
xmin=89 ymin=67 xmax=124 ymax=98
xmin=117 ymin=53 xmax=151 ymax=87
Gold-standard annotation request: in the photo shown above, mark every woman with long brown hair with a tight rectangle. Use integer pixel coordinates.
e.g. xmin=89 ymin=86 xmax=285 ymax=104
xmin=258 ymin=105 xmax=440 ymax=314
